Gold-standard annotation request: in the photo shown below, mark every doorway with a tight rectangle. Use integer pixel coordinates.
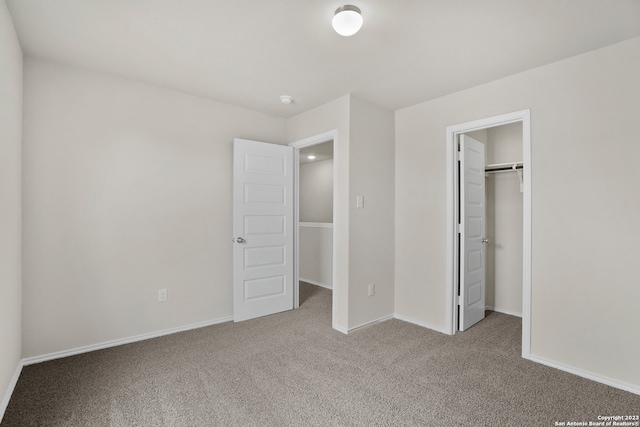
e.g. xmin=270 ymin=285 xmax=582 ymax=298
xmin=446 ymin=110 xmax=532 ymax=359
xmin=289 ymin=130 xmax=338 ymax=327
xmin=465 ymin=123 xmax=524 ymax=319
xmin=297 ymin=141 xmax=334 ymax=296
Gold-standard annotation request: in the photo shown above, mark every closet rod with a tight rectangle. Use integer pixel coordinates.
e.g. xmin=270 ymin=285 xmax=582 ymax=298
xmin=485 ymin=163 xmax=525 ymax=192
xmin=485 ymin=163 xmax=523 ymax=173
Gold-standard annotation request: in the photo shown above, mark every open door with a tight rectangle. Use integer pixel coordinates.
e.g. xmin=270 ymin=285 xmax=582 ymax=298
xmin=233 ymin=138 xmax=294 ymax=322
xmin=459 ymin=134 xmax=487 ymax=331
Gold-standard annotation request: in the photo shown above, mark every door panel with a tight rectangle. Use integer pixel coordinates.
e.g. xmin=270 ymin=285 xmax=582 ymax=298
xmin=233 ymin=138 xmax=293 ymax=322
xmin=245 ymin=216 xmax=285 ymax=236
xmin=459 ymin=134 xmax=486 ymax=331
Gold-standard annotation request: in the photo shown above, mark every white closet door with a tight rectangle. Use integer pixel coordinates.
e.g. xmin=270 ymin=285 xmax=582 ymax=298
xmin=459 ymin=134 xmax=486 ymax=331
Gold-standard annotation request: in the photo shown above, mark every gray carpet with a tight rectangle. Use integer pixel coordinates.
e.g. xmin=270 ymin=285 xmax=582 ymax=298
xmin=2 ymin=282 xmax=638 ymax=426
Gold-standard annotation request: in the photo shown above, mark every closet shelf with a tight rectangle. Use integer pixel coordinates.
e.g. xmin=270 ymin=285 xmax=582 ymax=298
xmin=299 ymin=222 xmax=333 ymax=228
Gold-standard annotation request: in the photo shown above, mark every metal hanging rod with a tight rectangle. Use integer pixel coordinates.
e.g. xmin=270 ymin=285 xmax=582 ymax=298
xmin=485 ymin=162 xmax=523 ymax=173
xmin=485 ymin=162 xmax=524 ymax=193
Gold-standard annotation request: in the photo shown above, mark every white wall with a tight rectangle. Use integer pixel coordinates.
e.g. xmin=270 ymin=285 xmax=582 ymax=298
xmin=348 ymin=97 xmax=395 ymax=329
xmin=21 ymin=58 xmax=286 ymax=358
xmin=287 ymin=95 xmax=395 ymax=331
xmin=395 ymin=36 xmax=640 ymax=389
xmin=299 ymin=158 xmax=333 ymax=223
xmin=0 ymin=0 xmax=23 ymax=416
xmin=484 ymin=123 xmax=523 ymax=316
xmin=299 ymin=224 xmax=333 ymax=288
xmin=485 ymin=122 xmax=523 ymax=165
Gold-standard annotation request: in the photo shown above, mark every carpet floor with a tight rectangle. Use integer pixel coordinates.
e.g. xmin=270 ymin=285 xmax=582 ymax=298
xmin=2 ymin=282 xmax=638 ymax=426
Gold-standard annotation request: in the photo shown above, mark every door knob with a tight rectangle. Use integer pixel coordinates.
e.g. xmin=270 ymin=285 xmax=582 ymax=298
xmin=235 ymin=237 xmax=245 ymax=243
xmin=482 ymin=238 xmax=490 ymax=244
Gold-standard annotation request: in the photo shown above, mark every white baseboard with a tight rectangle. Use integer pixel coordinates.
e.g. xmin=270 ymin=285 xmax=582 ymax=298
xmin=528 ymin=354 xmax=640 ymax=396
xmin=22 ymin=316 xmax=233 ymax=366
xmin=394 ymin=313 xmax=450 ymax=335
xmin=485 ymin=306 xmax=522 ymax=318
xmin=394 ymin=314 xmax=638 ymax=395
xmin=0 ymin=361 xmax=23 ymax=423
xmin=347 ymin=314 xmax=395 ymax=334
xmin=299 ymin=278 xmax=333 ymax=290
xmin=332 ymin=322 xmax=349 ymax=335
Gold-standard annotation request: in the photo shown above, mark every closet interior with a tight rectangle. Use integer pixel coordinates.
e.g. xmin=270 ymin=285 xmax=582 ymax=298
xmin=298 ymin=141 xmax=334 ymax=290
xmin=466 ymin=122 xmax=523 ymax=317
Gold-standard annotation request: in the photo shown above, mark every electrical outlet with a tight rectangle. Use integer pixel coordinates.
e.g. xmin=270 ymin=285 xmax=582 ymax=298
xmin=157 ymin=288 xmax=168 ymax=302
xmin=368 ymin=283 xmax=375 ymax=297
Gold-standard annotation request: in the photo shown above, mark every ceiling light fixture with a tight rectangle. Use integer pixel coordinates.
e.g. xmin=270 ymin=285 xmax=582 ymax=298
xmin=307 ymin=155 xmax=316 ymax=160
xmin=332 ymin=5 xmax=363 ymax=36
xmin=280 ymin=95 xmax=294 ymax=105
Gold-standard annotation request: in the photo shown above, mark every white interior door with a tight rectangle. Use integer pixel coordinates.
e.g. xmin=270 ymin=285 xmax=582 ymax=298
xmin=233 ymin=138 xmax=294 ymax=322
xmin=459 ymin=134 xmax=486 ymax=331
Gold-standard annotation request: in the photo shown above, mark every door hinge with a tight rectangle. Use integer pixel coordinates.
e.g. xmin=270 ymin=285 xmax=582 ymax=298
xmin=457 ymin=295 xmax=462 ymax=305
xmin=457 ymin=223 xmax=462 ymax=234
xmin=457 ymin=150 xmax=462 ymax=161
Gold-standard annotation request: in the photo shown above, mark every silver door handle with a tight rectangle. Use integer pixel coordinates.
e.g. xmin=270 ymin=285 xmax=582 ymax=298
xmin=235 ymin=237 xmax=245 ymax=243
xmin=482 ymin=238 xmax=490 ymax=244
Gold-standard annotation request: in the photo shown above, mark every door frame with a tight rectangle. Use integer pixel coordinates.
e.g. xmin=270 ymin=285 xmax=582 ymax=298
xmin=289 ymin=130 xmax=338 ymax=328
xmin=445 ymin=110 xmax=532 ymax=359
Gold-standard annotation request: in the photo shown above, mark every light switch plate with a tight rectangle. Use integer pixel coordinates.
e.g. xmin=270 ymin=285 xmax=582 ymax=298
xmin=368 ymin=283 xmax=375 ymax=297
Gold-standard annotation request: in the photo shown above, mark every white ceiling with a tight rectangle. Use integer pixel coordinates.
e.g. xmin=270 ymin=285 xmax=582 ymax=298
xmin=6 ymin=0 xmax=640 ymax=118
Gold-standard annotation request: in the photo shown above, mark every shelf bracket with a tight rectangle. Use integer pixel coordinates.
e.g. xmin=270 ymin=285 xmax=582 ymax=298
xmin=515 ymin=165 xmax=523 ymax=193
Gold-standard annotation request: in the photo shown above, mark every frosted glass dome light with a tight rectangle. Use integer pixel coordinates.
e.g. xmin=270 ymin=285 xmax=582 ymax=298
xmin=332 ymin=5 xmax=363 ymax=36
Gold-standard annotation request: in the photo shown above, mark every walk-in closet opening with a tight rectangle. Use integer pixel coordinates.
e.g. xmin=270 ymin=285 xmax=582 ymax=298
xmin=297 ymin=140 xmax=334 ymax=309
xmin=446 ymin=109 xmax=532 ymax=357
xmin=464 ymin=122 xmax=523 ymax=320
